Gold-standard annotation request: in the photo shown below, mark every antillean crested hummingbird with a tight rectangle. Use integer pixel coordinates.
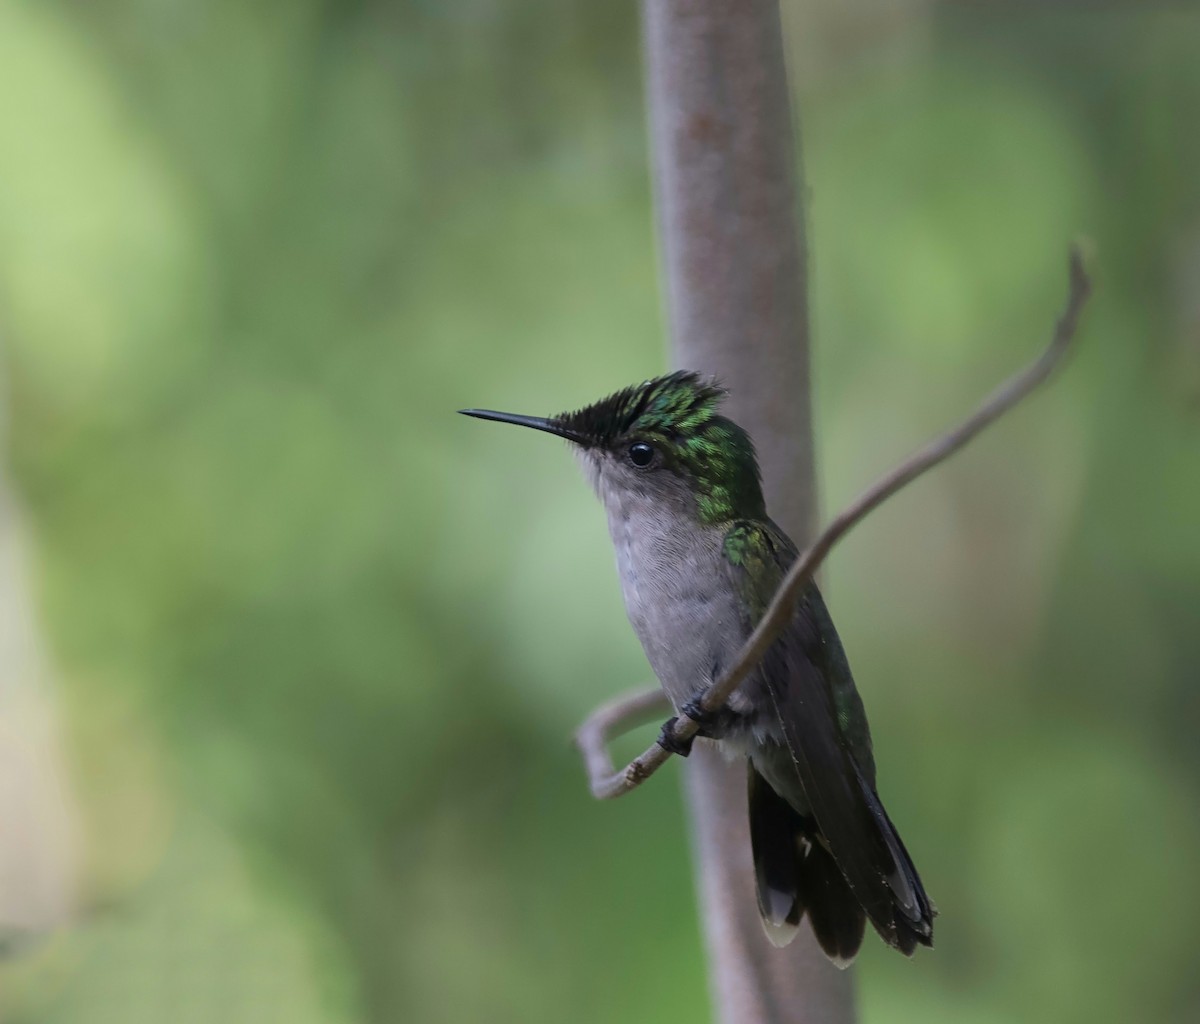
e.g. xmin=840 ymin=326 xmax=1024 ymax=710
xmin=461 ymin=371 xmax=934 ymax=965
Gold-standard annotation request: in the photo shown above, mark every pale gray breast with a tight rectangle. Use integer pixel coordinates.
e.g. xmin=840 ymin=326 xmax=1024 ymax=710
xmin=604 ymin=499 xmax=748 ymax=712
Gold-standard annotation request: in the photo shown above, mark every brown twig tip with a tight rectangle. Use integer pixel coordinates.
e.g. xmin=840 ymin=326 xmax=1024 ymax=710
xmin=574 ymin=245 xmax=1094 ymax=801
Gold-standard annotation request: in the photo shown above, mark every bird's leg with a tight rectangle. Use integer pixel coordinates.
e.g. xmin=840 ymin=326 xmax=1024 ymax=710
xmin=656 ymin=702 xmax=743 ymax=757
xmin=684 ymin=696 xmax=742 ymax=735
xmin=657 ymin=662 xmax=744 ymax=757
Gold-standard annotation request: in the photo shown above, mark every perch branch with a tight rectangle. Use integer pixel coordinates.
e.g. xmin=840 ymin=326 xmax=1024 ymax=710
xmin=575 ymin=245 xmax=1092 ymax=801
xmin=574 ymin=686 xmax=670 ymax=792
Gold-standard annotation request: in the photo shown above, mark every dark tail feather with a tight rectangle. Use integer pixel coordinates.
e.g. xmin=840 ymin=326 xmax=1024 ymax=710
xmin=747 ymin=765 xmax=802 ymax=943
xmin=796 ymin=835 xmax=867 ymax=966
xmin=748 ymin=766 xmax=866 ymax=967
xmin=858 ymin=777 xmax=935 ymax=955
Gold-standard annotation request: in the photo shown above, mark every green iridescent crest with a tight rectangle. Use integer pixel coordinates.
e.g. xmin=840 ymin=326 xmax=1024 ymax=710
xmin=556 ymin=371 xmax=766 ymax=524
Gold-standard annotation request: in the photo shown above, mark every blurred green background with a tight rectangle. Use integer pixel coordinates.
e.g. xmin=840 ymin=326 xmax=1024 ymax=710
xmin=2 ymin=2 xmax=1199 ymax=1022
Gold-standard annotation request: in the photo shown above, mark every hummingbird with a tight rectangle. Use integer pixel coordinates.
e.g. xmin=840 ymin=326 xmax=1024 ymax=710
xmin=461 ymin=371 xmax=934 ymax=965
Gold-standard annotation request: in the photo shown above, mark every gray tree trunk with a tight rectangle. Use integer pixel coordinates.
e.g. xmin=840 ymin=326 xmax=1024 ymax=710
xmin=641 ymin=2 xmax=856 ymax=1021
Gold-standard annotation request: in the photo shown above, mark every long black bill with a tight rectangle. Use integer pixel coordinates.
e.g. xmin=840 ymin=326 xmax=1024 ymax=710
xmin=458 ymin=408 xmax=589 ymax=445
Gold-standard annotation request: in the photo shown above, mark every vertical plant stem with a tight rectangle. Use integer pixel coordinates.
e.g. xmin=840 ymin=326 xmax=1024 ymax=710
xmin=640 ymin=1 xmax=854 ymax=1021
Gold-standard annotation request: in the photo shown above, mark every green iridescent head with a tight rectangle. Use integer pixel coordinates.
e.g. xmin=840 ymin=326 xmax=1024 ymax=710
xmin=461 ymin=371 xmax=766 ymax=524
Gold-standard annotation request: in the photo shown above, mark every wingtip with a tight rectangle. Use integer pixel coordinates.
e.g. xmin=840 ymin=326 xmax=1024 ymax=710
xmin=890 ymin=916 xmax=935 ymax=958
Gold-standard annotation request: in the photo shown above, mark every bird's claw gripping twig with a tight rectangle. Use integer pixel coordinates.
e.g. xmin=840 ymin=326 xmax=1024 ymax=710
xmin=658 ymin=698 xmax=739 ymax=756
xmin=657 ymin=717 xmax=696 ymax=757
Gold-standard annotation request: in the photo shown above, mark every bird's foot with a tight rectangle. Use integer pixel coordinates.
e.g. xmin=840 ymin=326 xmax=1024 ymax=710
xmin=657 ymin=699 xmax=740 ymax=757
xmin=681 ymin=697 xmax=739 ymax=740
xmin=657 ymin=717 xmax=695 ymax=757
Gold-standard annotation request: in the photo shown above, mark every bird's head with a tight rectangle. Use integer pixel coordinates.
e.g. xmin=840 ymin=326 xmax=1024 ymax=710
xmin=461 ymin=371 xmax=765 ymax=525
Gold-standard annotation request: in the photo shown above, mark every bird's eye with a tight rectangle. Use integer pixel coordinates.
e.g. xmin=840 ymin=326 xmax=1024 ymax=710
xmin=628 ymin=442 xmax=655 ymax=468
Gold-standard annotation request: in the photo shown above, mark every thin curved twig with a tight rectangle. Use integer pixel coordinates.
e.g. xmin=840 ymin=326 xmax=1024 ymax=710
xmin=574 ymin=686 xmax=670 ymax=795
xmin=575 ymin=245 xmax=1092 ymax=800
